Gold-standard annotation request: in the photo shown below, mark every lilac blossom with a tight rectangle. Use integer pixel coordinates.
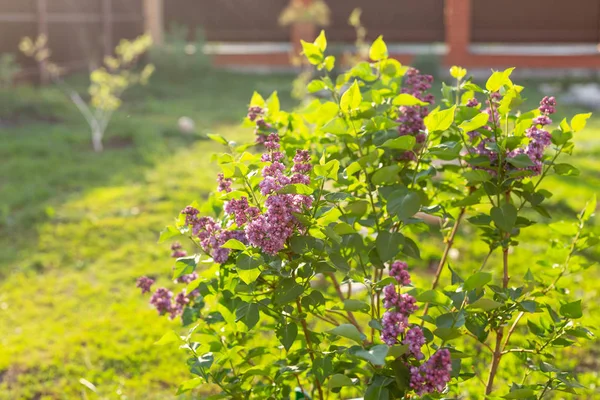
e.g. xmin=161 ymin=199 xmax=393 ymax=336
xmin=409 ymin=349 xmax=452 ymax=395
xmin=170 ymin=242 xmax=187 ymax=258
xmin=396 ymin=68 xmax=434 ymax=161
xmin=390 ymin=260 xmax=411 ymax=285
xmin=176 ymin=272 xmax=198 ymax=284
xmin=404 ymin=326 xmax=426 ymax=360
xmin=380 ymin=264 xmax=418 ymax=345
xmin=217 ymin=173 xmax=232 ymax=193
xmin=149 ymin=287 xmax=173 ymax=315
xmin=136 ymin=276 xmax=155 ymax=294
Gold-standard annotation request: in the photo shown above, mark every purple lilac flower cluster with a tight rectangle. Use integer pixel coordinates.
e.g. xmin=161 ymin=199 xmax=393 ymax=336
xmin=467 ymin=92 xmax=501 ymax=169
xmin=380 ymin=260 xmax=419 ymax=346
xmin=148 ymin=286 xmax=197 ymax=319
xmin=232 ymin=135 xmax=313 ymax=255
xmin=181 ymin=135 xmax=313 ymax=259
xmin=217 ymin=173 xmax=232 ymax=193
xmin=181 ymin=206 xmax=247 ymax=264
xmin=409 ymin=348 xmax=452 ymax=395
xmin=136 ymin=276 xmax=155 ymax=294
xmin=396 ymin=68 xmax=434 ymax=161
xmin=170 ymin=242 xmax=187 ymax=258
xmin=507 ymin=96 xmax=556 ymax=175
xmin=247 ymin=106 xmax=274 ymax=145
xmin=467 ymin=95 xmax=557 ymax=177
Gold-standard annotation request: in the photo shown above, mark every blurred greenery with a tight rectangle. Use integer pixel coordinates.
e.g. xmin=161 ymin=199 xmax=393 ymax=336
xmin=0 ymin=68 xmax=598 ymax=399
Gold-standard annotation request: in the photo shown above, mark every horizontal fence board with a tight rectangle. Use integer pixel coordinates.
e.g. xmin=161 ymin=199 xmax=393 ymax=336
xmin=325 ymin=0 xmax=445 ymax=43
xmin=164 ymin=0 xmax=290 ymax=42
xmin=472 ymin=0 xmax=600 ymax=43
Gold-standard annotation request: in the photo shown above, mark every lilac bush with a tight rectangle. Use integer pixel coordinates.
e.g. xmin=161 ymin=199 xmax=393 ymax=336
xmin=139 ymin=33 xmax=597 ymax=399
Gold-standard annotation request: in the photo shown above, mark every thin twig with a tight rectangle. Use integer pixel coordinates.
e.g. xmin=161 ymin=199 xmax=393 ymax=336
xmin=421 ymin=206 xmax=466 ymax=324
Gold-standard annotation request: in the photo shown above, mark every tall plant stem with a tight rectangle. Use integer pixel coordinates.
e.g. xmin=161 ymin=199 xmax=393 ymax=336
xmin=327 ymin=273 xmax=363 ymax=335
xmin=296 ymin=299 xmax=324 ymax=400
xmin=486 ymin=235 xmax=511 ymax=394
xmin=421 ymin=206 xmax=466 ymax=323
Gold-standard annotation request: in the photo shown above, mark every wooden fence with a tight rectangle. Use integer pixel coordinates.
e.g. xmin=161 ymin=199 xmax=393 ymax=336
xmin=1 ymin=0 xmax=599 ymax=76
xmin=0 ymin=0 xmax=144 ymax=81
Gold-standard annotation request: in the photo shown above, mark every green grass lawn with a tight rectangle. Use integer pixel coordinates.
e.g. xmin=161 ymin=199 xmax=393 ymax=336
xmin=0 ymin=68 xmax=598 ymax=399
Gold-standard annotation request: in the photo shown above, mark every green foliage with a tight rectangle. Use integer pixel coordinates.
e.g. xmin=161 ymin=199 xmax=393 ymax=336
xmin=144 ymin=33 xmax=598 ymax=400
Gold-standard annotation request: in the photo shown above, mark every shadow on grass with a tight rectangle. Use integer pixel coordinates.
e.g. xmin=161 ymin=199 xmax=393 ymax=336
xmin=0 ymin=68 xmax=296 ymax=276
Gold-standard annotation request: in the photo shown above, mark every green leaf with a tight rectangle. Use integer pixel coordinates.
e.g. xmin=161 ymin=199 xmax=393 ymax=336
xmin=329 ymin=323 xmax=365 ymax=344
xmin=507 ymin=154 xmax=534 ymax=168
xmin=381 ymin=135 xmax=416 ymax=150
xmin=342 ymin=299 xmax=370 ymax=313
xmin=176 ymin=378 xmax=203 ymax=395
xmin=434 ymin=327 xmax=462 ymax=341
xmin=249 ymin=91 xmax=265 ymax=107
xmin=328 ymin=373 xmax=353 ymax=389
xmin=273 ymin=279 xmax=304 ymax=305
xmin=276 ymin=322 xmax=298 ymax=351
xmin=236 ymin=254 xmax=262 ymax=284
xmin=369 ymin=35 xmax=388 ymax=61
xmin=502 ymin=389 xmax=535 ymax=399
xmin=322 ymin=117 xmax=349 ymax=135
xmin=207 ymin=133 xmax=229 ymax=146
xmin=365 ymin=378 xmax=391 ymax=400
xmin=402 ymin=237 xmax=421 ymax=260
xmin=553 ymin=163 xmax=580 ymax=176
xmin=459 ymin=112 xmax=488 ymax=132
xmin=392 ymin=93 xmax=428 ymax=106
xmin=372 ymin=165 xmax=401 ymax=185
xmin=278 ymin=183 xmax=314 ymax=195
xmin=323 ymin=55 xmax=335 ymax=71
xmin=314 ymin=30 xmax=327 ymax=52
xmin=582 ymin=195 xmax=596 ymax=222
xmin=314 ymin=159 xmax=340 ymax=179
xmin=425 ymin=106 xmax=456 ymax=132
xmin=300 ymin=40 xmax=323 ymax=65
xmin=154 ymin=330 xmax=181 ymax=346
xmin=236 ymin=302 xmax=260 ymax=330
xmin=376 ymin=231 xmax=405 ymax=262
xmin=391 ymin=359 xmax=411 ymax=391
xmin=221 ymin=239 xmax=246 ymax=251
xmin=387 ymin=191 xmax=421 ymax=221
xmin=266 ymin=91 xmax=280 ymax=114
xmin=490 ymin=203 xmax=517 ymax=232
xmin=354 ymin=344 xmax=389 ymax=366
xmin=158 ymin=225 xmax=181 ymax=243
xmin=463 ymin=271 xmax=492 ymax=291
xmin=307 ymin=79 xmax=327 ymax=93
xmin=340 ymin=80 xmax=362 ymax=113
xmin=486 ymin=67 xmax=514 ymax=92
xmin=469 ymin=298 xmax=503 ymax=311
xmin=173 ymin=256 xmax=198 ymax=279
xmin=416 ymin=290 xmax=451 ymax=305
xmin=463 ymin=170 xmax=492 ymax=183
xmin=560 ymin=300 xmax=582 ymax=319
xmin=570 ymin=112 xmax=592 ymax=133
xmin=238 ymin=268 xmax=261 ymax=285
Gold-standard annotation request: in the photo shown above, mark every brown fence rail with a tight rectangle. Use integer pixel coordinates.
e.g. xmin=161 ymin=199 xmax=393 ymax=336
xmin=0 ymin=0 xmax=143 ymax=80
xmin=164 ymin=0 xmax=290 ymax=42
xmin=471 ymin=0 xmax=600 ymax=43
xmin=326 ymin=0 xmax=445 ymax=43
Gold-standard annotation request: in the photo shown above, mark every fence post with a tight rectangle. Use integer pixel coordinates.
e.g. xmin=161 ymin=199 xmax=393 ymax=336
xmin=36 ymin=0 xmax=49 ymax=84
xmin=102 ymin=0 xmax=113 ymax=58
xmin=444 ymin=0 xmax=472 ymax=67
xmin=143 ymin=0 xmax=164 ymax=45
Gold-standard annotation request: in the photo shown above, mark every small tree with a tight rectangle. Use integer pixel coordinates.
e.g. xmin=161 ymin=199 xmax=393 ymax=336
xmin=20 ymin=34 xmax=154 ymax=152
